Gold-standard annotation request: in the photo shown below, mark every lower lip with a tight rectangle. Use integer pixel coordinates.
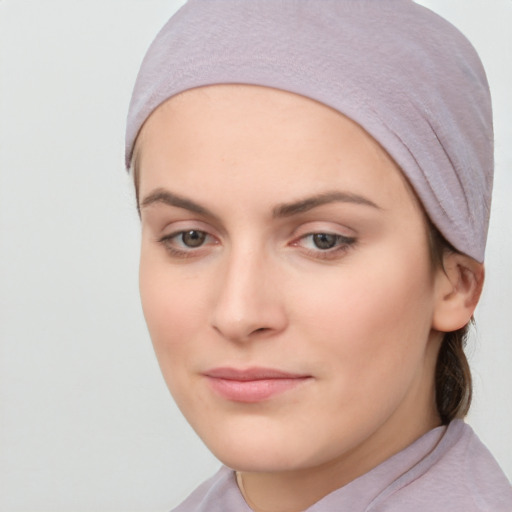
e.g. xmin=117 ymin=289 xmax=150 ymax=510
xmin=206 ymin=376 xmax=311 ymax=403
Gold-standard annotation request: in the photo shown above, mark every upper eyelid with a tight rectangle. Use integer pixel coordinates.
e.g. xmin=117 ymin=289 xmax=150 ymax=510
xmin=290 ymin=221 xmax=357 ymax=238
xmin=149 ymin=214 xmax=229 ymax=240
xmin=293 ymin=232 xmax=356 ymax=247
xmin=159 ymin=220 xmax=218 ymax=236
xmin=160 ymin=228 xmax=215 ymax=243
xmin=297 ymin=230 xmax=355 ymax=238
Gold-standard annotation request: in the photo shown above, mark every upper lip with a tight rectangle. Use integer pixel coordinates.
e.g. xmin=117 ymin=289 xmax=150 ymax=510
xmin=203 ymin=367 xmax=311 ymax=381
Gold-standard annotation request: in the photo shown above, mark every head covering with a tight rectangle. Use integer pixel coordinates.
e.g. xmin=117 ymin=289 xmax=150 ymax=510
xmin=125 ymin=0 xmax=493 ymax=262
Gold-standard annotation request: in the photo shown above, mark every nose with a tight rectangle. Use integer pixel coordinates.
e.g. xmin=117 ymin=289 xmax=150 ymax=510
xmin=210 ymin=247 xmax=288 ymax=343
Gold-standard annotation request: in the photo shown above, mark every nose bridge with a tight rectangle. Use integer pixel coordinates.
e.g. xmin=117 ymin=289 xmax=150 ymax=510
xmin=211 ymin=241 xmax=285 ymax=341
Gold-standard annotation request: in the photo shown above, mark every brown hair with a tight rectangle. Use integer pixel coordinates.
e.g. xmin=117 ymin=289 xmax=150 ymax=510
xmin=429 ymin=226 xmax=472 ymax=424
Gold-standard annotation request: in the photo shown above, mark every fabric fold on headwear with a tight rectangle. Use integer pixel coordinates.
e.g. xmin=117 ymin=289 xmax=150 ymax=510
xmin=125 ymin=0 xmax=493 ymax=262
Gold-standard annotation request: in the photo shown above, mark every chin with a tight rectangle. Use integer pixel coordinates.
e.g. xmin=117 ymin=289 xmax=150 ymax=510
xmin=196 ymin=421 xmax=332 ymax=473
xmin=215 ymin=447 xmax=310 ymax=473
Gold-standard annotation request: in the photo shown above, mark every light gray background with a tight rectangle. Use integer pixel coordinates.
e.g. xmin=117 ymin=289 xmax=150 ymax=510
xmin=0 ymin=1 xmax=510 ymax=511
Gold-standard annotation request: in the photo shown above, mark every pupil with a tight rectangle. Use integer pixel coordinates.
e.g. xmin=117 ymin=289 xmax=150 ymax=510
xmin=182 ymin=230 xmax=206 ymax=247
xmin=313 ymin=233 xmax=337 ymax=250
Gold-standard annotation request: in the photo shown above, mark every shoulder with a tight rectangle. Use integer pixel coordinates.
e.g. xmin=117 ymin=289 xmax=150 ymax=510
xmin=170 ymin=466 xmax=249 ymax=512
xmin=457 ymin=423 xmax=512 ymax=510
xmin=374 ymin=421 xmax=512 ymax=512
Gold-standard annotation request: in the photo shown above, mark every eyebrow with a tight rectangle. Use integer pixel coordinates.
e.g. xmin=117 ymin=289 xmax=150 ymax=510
xmin=272 ymin=191 xmax=381 ymax=218
xmin=139 ymin=188 xmax=381 ymax=218
xmin=140 ymin=188 xmax=217 ymax=219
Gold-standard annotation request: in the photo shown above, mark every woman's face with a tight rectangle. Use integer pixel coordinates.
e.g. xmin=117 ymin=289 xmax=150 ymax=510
xmin=137 ymin=84 xmax=446 ymax=477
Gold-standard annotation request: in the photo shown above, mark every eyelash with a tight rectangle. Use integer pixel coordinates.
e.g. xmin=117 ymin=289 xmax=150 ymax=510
xmin=157 ymin=230 xmax=356 ymax=260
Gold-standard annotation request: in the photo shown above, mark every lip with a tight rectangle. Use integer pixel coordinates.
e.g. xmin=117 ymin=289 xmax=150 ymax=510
xmin=203 ymin=367 xmax=312 ymax=403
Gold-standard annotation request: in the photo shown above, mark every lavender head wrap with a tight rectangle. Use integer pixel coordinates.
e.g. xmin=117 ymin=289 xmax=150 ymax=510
xmin=125 ymin=0 xmax=493 ymax=262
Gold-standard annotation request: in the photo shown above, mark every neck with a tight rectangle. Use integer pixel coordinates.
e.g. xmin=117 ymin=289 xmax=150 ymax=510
xmin=235 ymin=379 xmax=441 ymax=511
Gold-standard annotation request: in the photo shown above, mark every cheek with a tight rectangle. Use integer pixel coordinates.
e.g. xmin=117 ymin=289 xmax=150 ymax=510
xmin=138 ymin=251 xmax=227 ymax=431
xmin=294 ymin=250 xmax=436 ymax=384
xmin=282 ymin=253 xmax=437 ymax=454
xmin=138 ymin=249 xmax=210 ymax=371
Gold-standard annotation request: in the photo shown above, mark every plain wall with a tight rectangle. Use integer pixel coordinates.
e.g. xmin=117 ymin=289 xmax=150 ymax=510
xmin=0 ymin=1 xmax=510 ymax=511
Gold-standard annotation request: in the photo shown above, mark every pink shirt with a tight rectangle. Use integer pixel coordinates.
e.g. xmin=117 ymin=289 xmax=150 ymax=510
xmin=172 ymin=420 xmax=512 ymax=511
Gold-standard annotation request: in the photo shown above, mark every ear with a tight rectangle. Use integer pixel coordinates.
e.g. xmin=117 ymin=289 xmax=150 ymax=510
xmin=432 ymin=252 xmax=485 ymax=332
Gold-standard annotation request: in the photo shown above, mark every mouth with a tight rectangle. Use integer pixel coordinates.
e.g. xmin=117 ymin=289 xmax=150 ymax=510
xmin=202 ymin=367 xmax=313 ymax=403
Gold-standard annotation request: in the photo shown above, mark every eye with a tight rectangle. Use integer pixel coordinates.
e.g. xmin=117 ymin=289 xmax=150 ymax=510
xmin=180 ymin=230 xmax=207 ymax=248
xmin=158 ymin=229 xmax=217 ymax=257
xmin=311 ymin=233 xmax=341 ymax=250
xmin=293 ymin=231 xmax=356 ymax=260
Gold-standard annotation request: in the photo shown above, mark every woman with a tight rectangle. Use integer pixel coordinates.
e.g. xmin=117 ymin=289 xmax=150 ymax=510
xmin=125 ymin=1 xmax=512 ymax=510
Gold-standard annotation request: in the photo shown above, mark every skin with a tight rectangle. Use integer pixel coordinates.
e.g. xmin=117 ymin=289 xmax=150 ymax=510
xmin=135 ymin=84 xmax=482 ymax=511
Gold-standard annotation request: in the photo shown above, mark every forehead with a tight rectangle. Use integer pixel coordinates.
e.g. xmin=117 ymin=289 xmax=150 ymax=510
xmin=137 ymin=84 xmax=389 ymax=161
xmin=135 ymin=84 xmax=419 ymax=214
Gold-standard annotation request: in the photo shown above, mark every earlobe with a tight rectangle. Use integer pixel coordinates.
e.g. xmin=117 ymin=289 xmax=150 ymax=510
xmin=432 ymin=253 xmax=484 ymax=333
